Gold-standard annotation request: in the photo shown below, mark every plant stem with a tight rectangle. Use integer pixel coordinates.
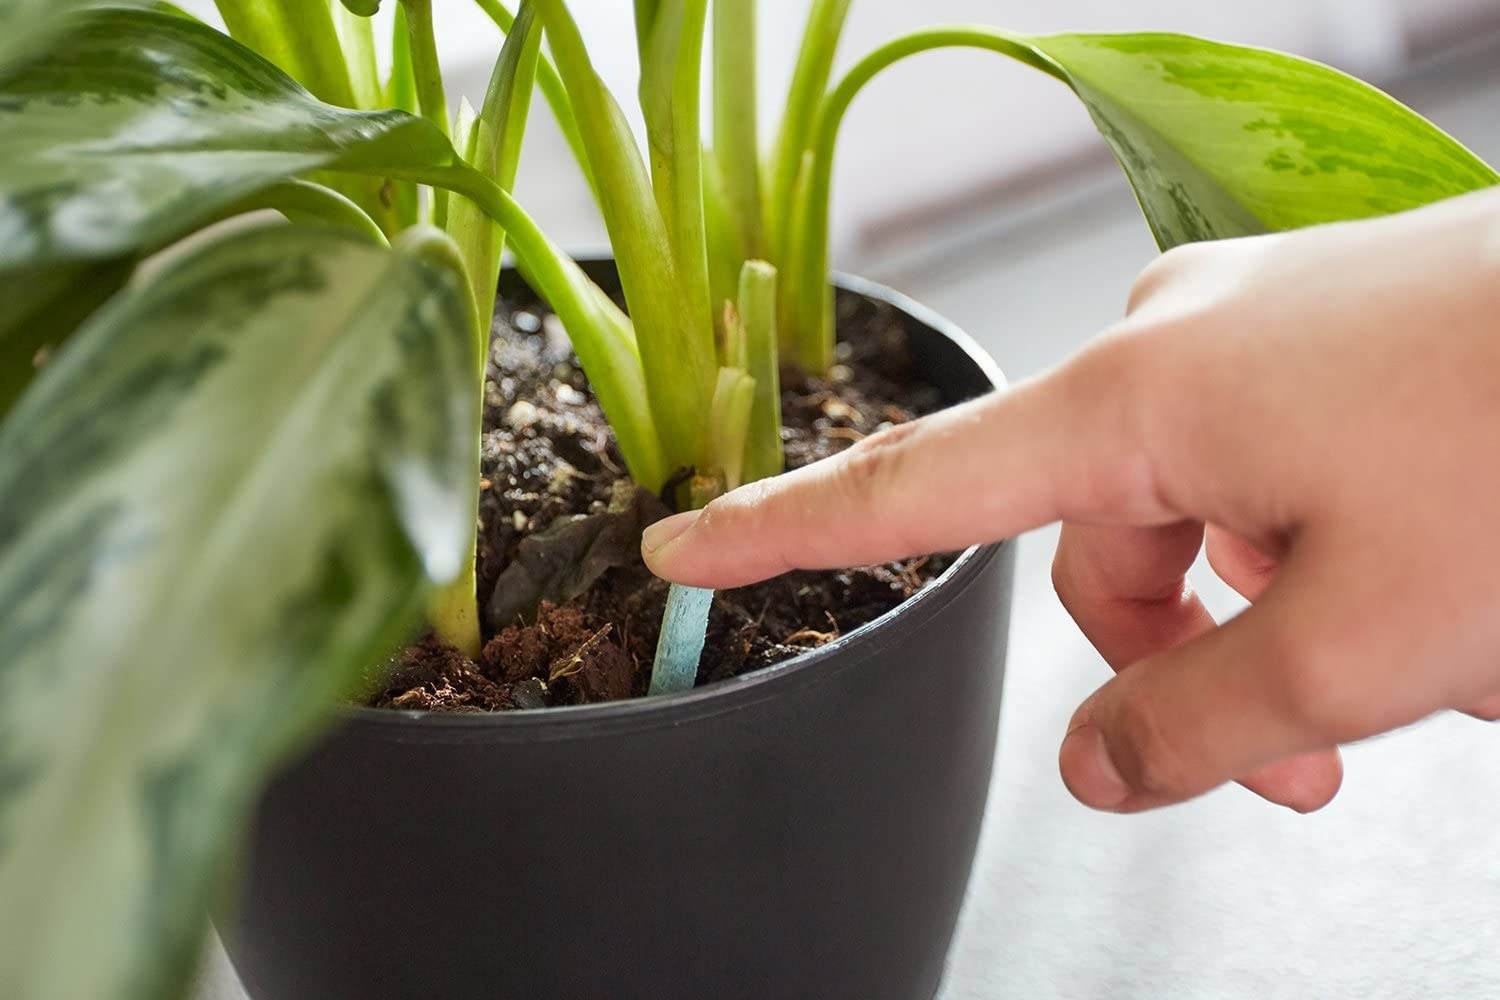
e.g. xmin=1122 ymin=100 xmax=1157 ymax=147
xmin=471 ymin=0 xmax=598 ymax=201
xmin=447 ymin=0 xmax=543 ymax=354
xmin=702 ymin=151 xmax=743 ymax=316
xmin=532 ymin=0 xmax=717 ymax=476
xmin=765 ymin=0 xmax=850 ymax=273
xmin=400 ymin=0 xmax=451 ymax=226
xmin=368 ymin=162 xmax=672 ymax=491
xmin=332 ymin=3 xmax=382 ymax=109
xmin=236 ymin=179 xmax=390 ymax=246
xmin=787 ymin=26 xmax=1062 ymax=372
xmin=737 ymin=260 xmax=782 ymax=483
xmin=713 ymin=0 xmax=764 ymax=260
xmin=385 ymin=5 xmax=422 ymax=229
xmin=215 ymin=0 xmax=357 ymax=107
xmin=638 ymin=0 xmax=714 ymax=333
xmin=707 ymin=366 xmax=754 ymax=490
xmin=399 ymin=0 xmax=450 ymax=136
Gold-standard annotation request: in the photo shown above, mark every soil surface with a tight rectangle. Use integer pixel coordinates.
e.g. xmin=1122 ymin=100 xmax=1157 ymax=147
xmin=366 ymin=285 xmax=954 ymax=712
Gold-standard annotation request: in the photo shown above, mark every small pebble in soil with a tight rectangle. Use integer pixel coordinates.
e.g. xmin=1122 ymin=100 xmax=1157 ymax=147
xmin=505 ymin=400 xmax=540 ymax=429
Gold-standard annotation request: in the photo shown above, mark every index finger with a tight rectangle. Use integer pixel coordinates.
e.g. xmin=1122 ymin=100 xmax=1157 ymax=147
xmin=643 ymin=346 xmax=1177 ymax=589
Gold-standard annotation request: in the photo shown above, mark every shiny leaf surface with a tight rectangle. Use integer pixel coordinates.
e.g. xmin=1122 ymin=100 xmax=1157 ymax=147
xmin=0 ymin=224 xmax=477 ymax=1000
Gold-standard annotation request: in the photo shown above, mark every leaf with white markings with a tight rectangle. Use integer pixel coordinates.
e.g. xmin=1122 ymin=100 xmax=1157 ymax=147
xmin=0 ymin=6 xmax=462 ymax=273
xmin=0 ymin=258 xmax=134 ymax=415
xmin=0 ymin=223 xmax=478 ymax=1000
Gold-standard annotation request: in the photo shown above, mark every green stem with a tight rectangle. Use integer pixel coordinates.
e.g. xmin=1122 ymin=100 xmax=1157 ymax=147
xmin=702 ymin=151 xmax=742 ymax=316
xmin=151 ymin=180 xmax=389 ymax=255
xmin=532 ymin=0 xmax=717 ymax=476
xmin=393 ymin=226 xmax=484 ymax=659
xmin=215 ymin=0 xmax=356 ymax=107
xmin=401 ymin=0 xmax=451 ymax=225
xmin=707 ymin=366 xmax=754 ymax=491
xmin=211 ymin=1 xmax=284 ymax=63
xmin=332 ymin=4 xmax=382 ymax=109
xmin=788 ymin=26 xmax=1063 ymax=372
xmin=365 ymin=162 xmax=672 ymax=491
xmin=385 ymin=5 xmax=422 ymax=229
xmin=387 ymin=5 xmax=419 ymax=113
xmin=713 ymin=0 xmax=764 ymax=261
xmin=639 ymin=0 xmax=713 ymax=333
xmin=765 ymin=0 xmax=850 ymax=273
xmin=253 ymin=179 xmax=389 ymax=246
xmin=737 ymin=260 xmax=782 ymax=483
xmin=447 ymin=0 xmax=544 ymax=351
xmin=399 ymin=0 xmax=450 ymax=135
xmin=472 ymin=0 xmax=597 ymax=199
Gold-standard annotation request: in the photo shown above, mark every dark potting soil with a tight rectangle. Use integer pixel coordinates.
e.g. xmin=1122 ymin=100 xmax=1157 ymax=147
xmin=365 ymin=286 xmax=954 ymax=713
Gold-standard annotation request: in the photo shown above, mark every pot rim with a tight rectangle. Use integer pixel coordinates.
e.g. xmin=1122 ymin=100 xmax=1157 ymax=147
xmin=342 ymin=269 xmax=1008 ymax=741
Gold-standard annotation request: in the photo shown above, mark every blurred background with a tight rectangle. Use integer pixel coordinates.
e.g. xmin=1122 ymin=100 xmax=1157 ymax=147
xmin=186 ymin=2 xmax=1500 ymax=997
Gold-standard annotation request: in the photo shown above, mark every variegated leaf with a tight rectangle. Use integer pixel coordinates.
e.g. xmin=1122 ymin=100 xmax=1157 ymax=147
xmin=0 ymin=7 xmax=461 ymax=272
xmin=1030 ymin=32 xmax=1500 ymax=247
xmin=0 ymin=0 xmax=96 ymax=83
xmin=0 ymin=223 xmax=477 ymax=1000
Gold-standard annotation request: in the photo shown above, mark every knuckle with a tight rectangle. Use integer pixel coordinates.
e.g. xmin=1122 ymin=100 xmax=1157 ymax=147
xmin=1050 ymin=537 xmax=1092 ymax=618
xmin=1067 ymin=323 xmax=1162 ymax=410
xmin=699 ymin=480 xmax=772 ymax=542
xmin=1050 ymin=551 xmax=1078 ymax=609
xmin=1263 ymin=627 xmax=1361 ymax=742
xmin=1127 ymin=242 xmax=1210 ymax=315
xmin=1109 ymin=693 xmax=1197 ymax=798
xmin=1054 ymin=333 xmax=1168 ymax=514
xmin=834 ymin=419 xmax=919 ymax=500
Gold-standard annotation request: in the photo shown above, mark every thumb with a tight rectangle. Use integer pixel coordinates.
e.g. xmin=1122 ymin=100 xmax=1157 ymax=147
xmin=1058 ymin=557 xmax=1430 ymax=813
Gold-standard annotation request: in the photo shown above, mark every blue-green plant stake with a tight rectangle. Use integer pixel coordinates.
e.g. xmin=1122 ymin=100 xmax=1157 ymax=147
xmin=649 ymin=584 xmax=715 ymax=695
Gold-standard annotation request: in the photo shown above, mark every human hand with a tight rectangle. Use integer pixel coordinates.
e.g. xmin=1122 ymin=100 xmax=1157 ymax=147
xmin=642 ymin=187 xmax=1500 ymax=814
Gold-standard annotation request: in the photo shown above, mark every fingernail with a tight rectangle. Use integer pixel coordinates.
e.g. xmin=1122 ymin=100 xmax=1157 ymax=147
xmin=642 ymin=510 xmax=701 ymax=555
xmin=1059 ymin=725 xmax=1131 ymax=810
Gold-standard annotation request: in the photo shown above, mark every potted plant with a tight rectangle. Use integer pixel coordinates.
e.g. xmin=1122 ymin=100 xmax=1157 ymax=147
xmin=0 ymin=2 xmax=1493 ymax=999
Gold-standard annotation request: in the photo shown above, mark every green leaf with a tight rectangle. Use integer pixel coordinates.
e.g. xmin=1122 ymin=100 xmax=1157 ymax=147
xmin=0 ymin=0 xmax=94 ymax=83
xmin=0 ymin=258 xmax=134 ymax=416
xmin=1029 ymin=32 xmax=1500 ymax=247
xmin=790 ymin=28 xmax=1500 ymax=371
xmin=0 ymin=7 xmax=461 ymax=274
xmin=0 ymin=223 xmax=478 ymax=1000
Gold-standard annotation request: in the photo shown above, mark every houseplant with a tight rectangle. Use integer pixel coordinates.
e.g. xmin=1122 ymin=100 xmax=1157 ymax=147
xmin=0 ymin=1 xmax=1495 ymax=999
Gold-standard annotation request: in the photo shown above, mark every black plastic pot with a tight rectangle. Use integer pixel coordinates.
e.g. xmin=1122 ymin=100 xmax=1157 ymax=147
xmin=222 ymin=269 xmax=1016 ymax=1000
